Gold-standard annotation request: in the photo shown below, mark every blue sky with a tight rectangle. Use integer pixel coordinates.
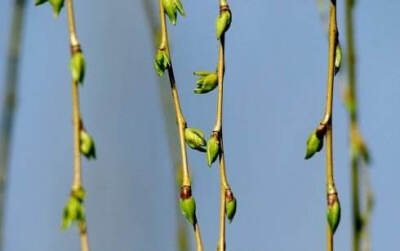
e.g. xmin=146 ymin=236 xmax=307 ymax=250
xmin=0 ymin=0 xmax=400 ymax=250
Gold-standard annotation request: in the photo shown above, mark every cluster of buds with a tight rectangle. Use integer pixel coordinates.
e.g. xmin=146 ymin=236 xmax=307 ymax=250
xmin=35 ymin=0 xmax=64 ymax=17
xmin=61 ymin=187 xmax=86 ymax=230
xmin=162 ymin=0 xmax=186 ymax=25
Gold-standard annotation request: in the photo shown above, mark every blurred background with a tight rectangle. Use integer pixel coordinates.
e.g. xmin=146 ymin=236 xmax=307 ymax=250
xmin=0 ymin=0 xmax=400 ymax=250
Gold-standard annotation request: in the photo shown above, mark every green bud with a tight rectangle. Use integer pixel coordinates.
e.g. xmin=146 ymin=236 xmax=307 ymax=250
xmin=185 ymin=128 xmax=206 ymax=152
xmin=70 ymin=52 xmax=86 ymax=84
xmin=216 ymin=10 xmax=232 ymax=40
xmin=207 ymin=134 xmax=220 ymax=167
xmin=225 ymin=190 xmax=237 ymax=223
xmin=80 ymin=130 xmax=96 ymax=160
xmin=49 ymin=0 xmax=64 ymax=17
xmin=180 ymin=197 xmax=196 ymax=226
xmin=334 ymin=43 xmax=342 ymax=75
xmin=154 ymin=49 xmax=170 ymax=76
xmin=61 ymin=187 xmax=86 ymax=230
xmin=305 ymin=129 xmax=324 ymax=159
xmin=35 ymin=0 xmax=48 ymax=6
xmin=163 ymin=0 xmax=185 ymax=25
xmin=327 ymin=195 xmax=341 ymax=234
xmin=194 ymin=72 xmax=218 ymax=94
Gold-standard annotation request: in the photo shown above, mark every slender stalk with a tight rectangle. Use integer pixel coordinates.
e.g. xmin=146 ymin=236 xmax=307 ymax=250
xmin=345 ymin=0 xmax=373 ymax=250
xmin=0 ymin=0 xmax=27 ymax=250
xmin=66 ymin=1 xmax=91 ymax=250
xmin=324 ymin=2 xmax=338 ymax=251
xmin=158 ymin=1 xmax=203 ymax=250
xmin=215 ymin=1 xmax=232 ymax=250
xmin=142 ymin=1 xmax=190 ymax=250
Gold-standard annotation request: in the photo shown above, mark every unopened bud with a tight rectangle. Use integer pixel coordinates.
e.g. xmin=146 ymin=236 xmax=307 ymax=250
xmin=305 ymin=128 xmax=324 ymax=160
xmin=207 ymin=133 xmax=220 ymax=167
xmin=49 ymin=0 xmax=64 ymax=17
xmin=179 ymin=186 xmax=196 ymax=226
xmin=225 ymin=189 xmax=237 ymax=223
xmin=216 ymin=8 xmax=232 ymax=39
xmin=70 ymin=52 xmax=86 ymax=84
xmin=335 ymin=43 xmax=342 ymax=75
xmin=327 ymin=191 xmax=341 ymax=234
xmin=185 ymin=128 xmax=206 ymax=152
xmin=80 ymin=130 xmax=96 ymax=160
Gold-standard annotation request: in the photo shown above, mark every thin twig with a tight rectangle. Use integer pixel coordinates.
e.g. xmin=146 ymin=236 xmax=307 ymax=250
xmin=345 ymin=1 xmax=373 ymax=250
xmin=142 ymin=1 xmax=190 ymax=250
xmin=66 ymin=0 xmax=91 ymax=250
xmin=215 ymin=1 xmax=232 ymax=250
xmin=324 ymin=2 xmax=338 ymax=251
xmin=158 ymin=1 xmax=204 ymax=250
xmin=0 ymin=0 xmax=27 ymax=250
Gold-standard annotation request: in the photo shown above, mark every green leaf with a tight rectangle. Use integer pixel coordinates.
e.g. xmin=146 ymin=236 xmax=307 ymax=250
xmin=180 ymin=197 xmax=196 ymax=226
xmin=49 ymin=0 xmax=64 ymax=17
xmin=185 ymin=128 xmax=206 ymax=152
xmin=70 ymin=52 xmax=86 ymax=84
xmin=216 ymin=10 xmax=232 ymax=39
xmin=226 ymin=197 xmax=237 ymax=223
xmin=305 ymin=129 xmax=323 ymax=159
xmin=207 ymin=135 xmax=220 ymax=167
xmin=327 ymin=198 xmax=341 ymax=234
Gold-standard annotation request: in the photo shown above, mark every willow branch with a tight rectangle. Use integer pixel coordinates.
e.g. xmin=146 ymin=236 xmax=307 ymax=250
xmin=324 ymin=2 xmax=338 ymax=251
xmin=345 ymin=1 xmax=373 ymax=250
xmin=158 ymin=1 xmax=204 ymax=250
xmin=142 ymin=1 xmax=190 ymax=250
xmin=66 ymin=1 xmax=90 ymax=250
xmin=214 ymin=1 xmax=232 ymax=250
xmin=0 ymin=1 xmax=27 ymax=250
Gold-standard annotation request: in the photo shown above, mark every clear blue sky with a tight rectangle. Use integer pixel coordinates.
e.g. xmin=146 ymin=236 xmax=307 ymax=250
xmin=1 ymin=0 xmax=400 ymax=250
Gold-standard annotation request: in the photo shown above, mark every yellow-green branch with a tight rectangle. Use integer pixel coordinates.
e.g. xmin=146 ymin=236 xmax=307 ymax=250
xmin=66 ymin=0 xmax=90 ymax=250
xmin=158 ymin=1 xmax=204 ymax=250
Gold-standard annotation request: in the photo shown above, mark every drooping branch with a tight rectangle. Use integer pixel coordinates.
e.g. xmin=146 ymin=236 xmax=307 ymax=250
xmin=0 ymin=1 xmax=27 ymax=250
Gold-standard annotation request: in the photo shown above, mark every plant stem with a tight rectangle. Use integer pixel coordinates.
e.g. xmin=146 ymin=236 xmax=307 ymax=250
xmin=142 ymin=2 xmax=190 ymax=250
xmin=158 ymin=1 xmax=204 ymax=250
xmin=215 ymin=1 xmax=232 ymax=250
xmin=324 ymin=2 xmax=338 ymax=251
xmin=0 ymin=0 xmax=26 ymax=250
xmin=345 ymin=1 xmax=373 ymax=250
xmin=66 ymin=0 xmax=91 ymax=250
